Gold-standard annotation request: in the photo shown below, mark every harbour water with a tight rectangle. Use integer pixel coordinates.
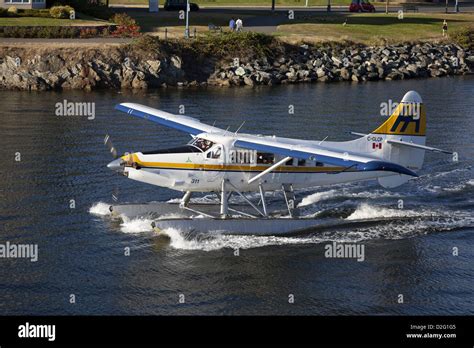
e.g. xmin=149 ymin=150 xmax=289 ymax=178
xmin=0 ymin=76 xmax=473 ymax=315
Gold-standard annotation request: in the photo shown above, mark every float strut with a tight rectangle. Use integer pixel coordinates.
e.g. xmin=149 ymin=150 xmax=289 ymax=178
xmin=220 ymin=179 xmax=229 ymax=219
xmin=259 ymin=183 xmax=268 ymax=217
xmin=282 ymin=184 xmax=299 ymax=218
xmin=179 ymin=191 xmax=192 ymax=208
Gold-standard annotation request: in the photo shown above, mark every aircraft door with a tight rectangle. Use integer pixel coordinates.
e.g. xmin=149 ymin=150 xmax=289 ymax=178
xmin=204 ymin=145 xmax=224 ymax=182
xmin=205 ymin=145 xmax=224 ymax=163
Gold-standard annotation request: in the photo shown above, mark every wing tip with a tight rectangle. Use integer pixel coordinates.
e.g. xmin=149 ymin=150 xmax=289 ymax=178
xmin=115 ymin=103 xmax=129 ymax=111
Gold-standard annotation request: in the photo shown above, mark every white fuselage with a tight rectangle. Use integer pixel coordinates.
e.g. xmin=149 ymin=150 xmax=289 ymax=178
xmin=121 ymin=134 xmax=397 ymax=193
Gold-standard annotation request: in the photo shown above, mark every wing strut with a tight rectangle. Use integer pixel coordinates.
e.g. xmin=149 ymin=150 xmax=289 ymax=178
xmin=248 ymin=156 xmax=292 ymax=185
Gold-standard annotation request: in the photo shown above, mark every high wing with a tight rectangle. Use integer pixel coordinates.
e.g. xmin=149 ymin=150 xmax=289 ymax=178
xmin=115 ymin=103 xmax=418 ymax=177
xmin=115 ymin=103 xmax=222 ymax=135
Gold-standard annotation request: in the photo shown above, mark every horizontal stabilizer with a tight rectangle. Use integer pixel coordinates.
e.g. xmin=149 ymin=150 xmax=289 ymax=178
xmin=387 ymin=139 xmax=453 ymax=154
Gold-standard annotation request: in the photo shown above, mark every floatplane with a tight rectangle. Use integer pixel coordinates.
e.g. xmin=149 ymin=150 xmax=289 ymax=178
xmin=105 ymin=91 xmax=451 ymax=235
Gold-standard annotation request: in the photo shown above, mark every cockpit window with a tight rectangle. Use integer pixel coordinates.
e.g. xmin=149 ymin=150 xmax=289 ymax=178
xmin=189 ymin=137 xmax=214 ymax=152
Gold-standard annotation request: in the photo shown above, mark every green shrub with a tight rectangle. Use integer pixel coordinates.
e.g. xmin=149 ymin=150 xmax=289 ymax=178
xmin=191 ymin=31 xmax=278 ymax=59
xmin=131 ymin=32 xmax=281 ymax=64
xmin=0 ymin=8 xmax=52 ymax=18
xmin=110 ymin=13 xmax=140 ymax=38
xmin=0 ymin=26 xmax=80 ymax=38
xmin=451 ymin=26 xmax=473 ymax=50
xmin=0 ymin=25 xmax=116 ymax=39
xmin=133 ymin=35 xmax=161 ymax=52
xmin=46 ymin=0 xmax=112 ymax=20
xmin=49 ymin=5 xmax=74 ymax=19
xmin=79 ymin=27 xmax=98 ymax=38
xmin=110 ymin=13 xmax=136 ymax=26
xmin=101 ymin=27 xmax=110 ymax=37
xmin=17 ymin=9 xmax=52 ymax=18
xmin=7 ymin=6 xmax=18 ymax=15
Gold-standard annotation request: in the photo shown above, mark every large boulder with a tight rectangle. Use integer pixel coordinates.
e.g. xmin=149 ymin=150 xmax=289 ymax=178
xmin=235 ymin=66 xmax=246 ymax=76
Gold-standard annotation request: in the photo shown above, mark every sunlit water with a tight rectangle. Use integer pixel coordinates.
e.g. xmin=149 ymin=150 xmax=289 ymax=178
xmin=0 ymin=76 xmax=473 ymax=315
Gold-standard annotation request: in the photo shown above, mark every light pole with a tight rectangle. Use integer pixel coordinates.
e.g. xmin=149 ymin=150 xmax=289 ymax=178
xmin=185 ymin=0 xmax=190 ymax=38
xmin=445 ymin=0 xmax=448 ymax=13
xmin=455 ymin=0 xmax=459 ymax=12
xmin=385 ymin=0 xmax=389 ymax=14
xmin=327 ymin=0 xmax=331 ymax=12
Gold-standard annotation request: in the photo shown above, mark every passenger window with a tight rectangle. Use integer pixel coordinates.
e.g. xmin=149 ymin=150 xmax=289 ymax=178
xmin=298 ymin=159 xmax=306 ymax=166
xmin=257 ymin=153 xmax=274 ymax=164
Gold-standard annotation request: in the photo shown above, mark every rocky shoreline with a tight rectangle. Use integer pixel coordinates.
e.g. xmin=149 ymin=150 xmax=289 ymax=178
xmin=209 ymin=43 xmax=473 ymax=86
xmin=0 ymin=41 xmax=472 ymax=91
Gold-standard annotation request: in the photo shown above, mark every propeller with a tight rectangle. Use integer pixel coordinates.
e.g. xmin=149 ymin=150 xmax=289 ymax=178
xmin=104 ymin=134 xmax=126 ymax=206
xmin=104 ymin=134 xmax=128 ymax=172
xmin=104 ymin=134 xmax=118 ymax=159
xmin=111 ymin=186 xmax=120 ymax=203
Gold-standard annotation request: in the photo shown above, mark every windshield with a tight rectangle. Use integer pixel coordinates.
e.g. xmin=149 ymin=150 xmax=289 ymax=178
xmin=189 ymin=137 xmax=214 ymax=152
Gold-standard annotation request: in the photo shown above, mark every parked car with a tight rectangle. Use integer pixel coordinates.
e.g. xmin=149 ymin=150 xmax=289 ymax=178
xmin=164 ymin=0 xmax=200 ymax=11
xmin=349 ymin=0 xmax=376 ymax=12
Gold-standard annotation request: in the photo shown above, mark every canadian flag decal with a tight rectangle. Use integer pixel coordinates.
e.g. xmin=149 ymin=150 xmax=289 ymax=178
xmin=372 ymin=143 xmax=382 ymax=150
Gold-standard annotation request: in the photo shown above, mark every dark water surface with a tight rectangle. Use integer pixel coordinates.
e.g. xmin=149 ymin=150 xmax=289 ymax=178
xmin=0 ymin=76 xmax=473 ymax=315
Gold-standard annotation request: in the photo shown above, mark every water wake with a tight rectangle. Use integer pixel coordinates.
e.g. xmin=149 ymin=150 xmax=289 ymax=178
xmin=161 ymin=228 xmax=321 ymax=251
xmin=119 ymin=216 xmax=154 ymax=234
xmin=89 ymin=202 xmax=111 ymax=216
xmin=346 ymin=203 xmax=422 ymax=220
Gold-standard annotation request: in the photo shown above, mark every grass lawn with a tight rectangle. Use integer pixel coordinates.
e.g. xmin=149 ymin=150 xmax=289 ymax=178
xmin=275 ymin=13 xmax=474 ymax=44
xmin=125 ymin=9 xmax=473 ymax=46
xmin=127 ymin=9 xmax=259 ymax=30
xmin=0 ymin=17 xmax=109 ymax=26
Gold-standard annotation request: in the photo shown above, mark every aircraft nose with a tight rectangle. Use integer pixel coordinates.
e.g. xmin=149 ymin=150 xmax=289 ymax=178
xmin=107 ymin=158 xmax=123 ymax=172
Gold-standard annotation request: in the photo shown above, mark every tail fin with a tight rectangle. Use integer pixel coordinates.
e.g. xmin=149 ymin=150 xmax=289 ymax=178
xmin=376 ymin=91 xmax=426 ymax=187
xmin=372 ymin=90 xmax=426 ymax=137
xmin=347 ymin=91 xmax=426 ymax=188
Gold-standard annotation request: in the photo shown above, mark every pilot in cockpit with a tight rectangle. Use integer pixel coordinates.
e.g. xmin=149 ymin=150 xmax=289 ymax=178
xmin=193 ymin=138 xmax=213 ymax=152
xmin=202 ymin=140 xmax=212 ymax=151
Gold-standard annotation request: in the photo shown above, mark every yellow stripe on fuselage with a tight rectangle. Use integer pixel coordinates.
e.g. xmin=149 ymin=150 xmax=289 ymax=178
xmin=128 ymin=157 xmax=346 ymax=173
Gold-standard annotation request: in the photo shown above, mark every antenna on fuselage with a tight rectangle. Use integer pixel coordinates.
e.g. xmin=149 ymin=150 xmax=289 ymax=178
xmin=234 ymin=121 xmax=246 ymax=136
xmin=223 ymin=126 xmax=231 ymax=136
xmin=318 ymin=136 xmax=329 ymax=145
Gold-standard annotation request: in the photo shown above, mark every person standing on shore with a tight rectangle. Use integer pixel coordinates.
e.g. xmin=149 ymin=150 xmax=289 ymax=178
xmin=442 ymin=20 xmax=448 ymax=37
xmin=229 ymin=18 xmax=235 ymax=32
xmin=236 ymin=18 xmax=243 ymax=32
